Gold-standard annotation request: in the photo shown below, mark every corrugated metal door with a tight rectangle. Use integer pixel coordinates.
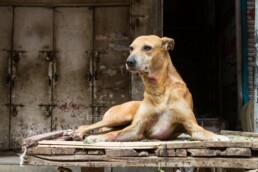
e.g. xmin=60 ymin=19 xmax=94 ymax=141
xmin=0 ymin=7 xmax=13 ymax=150
xmin=52 ymin=7 xmax=93 ymax=130
xmin=11 ymin=7 xmax=53 ymax=148
xmin=93 ymin=7 xmax=130 ymax=122
xmin=1 ymin=5 xmax=131 ymax=149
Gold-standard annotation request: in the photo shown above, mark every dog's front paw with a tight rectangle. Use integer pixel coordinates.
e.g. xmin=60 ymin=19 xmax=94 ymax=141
xmin=84 ymin=135 xmax=106 ymax=144
xmin=63 ymin=129 xmax=76 ymax=140
xmin=72 ymin=132 xmax=84 ymax=141
xmin=210 ymin=134 xmax=230 ymax=141
xmin=76 ymin=125 xmax=90 ymax=134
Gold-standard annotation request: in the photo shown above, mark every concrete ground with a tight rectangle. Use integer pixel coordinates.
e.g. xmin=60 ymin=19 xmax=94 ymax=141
xmin=0 ymin=151 xmax=80 ymax=172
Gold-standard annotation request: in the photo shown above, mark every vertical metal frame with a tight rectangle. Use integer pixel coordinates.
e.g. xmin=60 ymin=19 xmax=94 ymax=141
xmin=254 ymin=0 xmax=258 ymax=132
xmin=0 ymin=6 xmax=13 ymax=150
xmin=236 ymin=0 xmax=243 ymax=122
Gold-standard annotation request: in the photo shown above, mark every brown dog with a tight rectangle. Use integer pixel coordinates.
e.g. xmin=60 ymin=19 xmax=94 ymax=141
xmin=75 ymin=35 xmax=229 ymax=143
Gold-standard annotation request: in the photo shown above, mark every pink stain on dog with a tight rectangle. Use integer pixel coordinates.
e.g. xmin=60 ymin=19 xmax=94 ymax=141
xmin=148 ymin=75 xmax=157 ymax=83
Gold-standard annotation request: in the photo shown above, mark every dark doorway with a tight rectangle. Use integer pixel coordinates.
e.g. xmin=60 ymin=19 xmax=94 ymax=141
xmin=163 ymin=0 xmax=238 ymax=130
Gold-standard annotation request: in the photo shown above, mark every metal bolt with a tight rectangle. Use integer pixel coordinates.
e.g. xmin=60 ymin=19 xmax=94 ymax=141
xmin=12 ymin=107 xmax=17 ymax=116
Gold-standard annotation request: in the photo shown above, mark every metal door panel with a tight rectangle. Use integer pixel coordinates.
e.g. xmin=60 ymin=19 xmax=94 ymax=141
xmin=53 ymin=8 xmax=93 ymax=130
xmin=93 ymin=7 xmax=130 ymax=122
xmin=11 ymin=7 xmax=53 ymax=148
xmin=0 ymin=7 xmax=13 ymax=150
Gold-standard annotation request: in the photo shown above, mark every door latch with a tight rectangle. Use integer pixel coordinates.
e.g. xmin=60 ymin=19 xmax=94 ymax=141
xmin=85 ymin=50 xmax=105 ymax=81
xmin=2 ymin=49 xmax=26 ymax=88
xmin=39 ymin=50 xmax=58 ymax=62
xmin=5 ymin=103 xmax=25 ymax=116
xmin=39 ymin=50 xmax=58 ymax=85
xmin=130 ymin=14 xmax=145 ymax=28
xmin=38 ymin=104 xmax=56 ymax=117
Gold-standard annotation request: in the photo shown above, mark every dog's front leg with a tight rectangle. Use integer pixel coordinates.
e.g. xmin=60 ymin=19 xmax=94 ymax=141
xmin=173 ymin=101 xmax=229 ymax=141
xmin=84 ymin=121 xmax=146 ymax=143
xmin=183 ymin=120 xmax=229 ymax=141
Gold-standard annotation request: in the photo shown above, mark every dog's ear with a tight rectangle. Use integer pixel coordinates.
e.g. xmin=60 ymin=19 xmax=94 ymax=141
xmin=161 ymin=37 xmax=175 ymax=51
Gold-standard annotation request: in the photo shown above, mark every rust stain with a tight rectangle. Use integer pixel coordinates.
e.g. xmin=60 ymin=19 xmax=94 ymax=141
xmin=70 ymin=102 xmax=79 ymax=110
xmin=95 ymin=32 xmax=128 ymax=41
xmin=58 ymin=100 xmax=82 ymax=118
xmin=248 ymin=7 xmax=255 ymax=20
xmin=59 ymin=102 xmax=68 ymax=111
xmin=59 ymin=101 xmax=80 ymax=111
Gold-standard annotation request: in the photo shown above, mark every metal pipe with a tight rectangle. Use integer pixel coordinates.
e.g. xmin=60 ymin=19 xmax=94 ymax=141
xmin=9 ymin=6 xmax=14 ymax=150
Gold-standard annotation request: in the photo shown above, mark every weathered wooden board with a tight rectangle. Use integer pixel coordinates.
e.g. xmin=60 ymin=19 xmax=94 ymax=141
xmin=25 ymin=155 xmax=258 ymax=169
xmin=38 ymin=140 xmax=162 ymax=147
xmin=187 ymin=149 xmax=220 ymax=157
xmin=106 ymin=149 xmax=138 ymax=157
xmin=27 ymin=147 xmax=76 ymax=155
xmin=220 ymin=148 xmax=252 ymax=157
xmin=23 ymin=130 xmax=258 ymax=170
xmin=187 ymin=148 xmax=252 ymax=157
xmin=23 ymin=130 xmax=64 ymax=147
xmin=252 ymin=142 xmax=258 ymax=149
xmin=162 ymin=141 xmax=254 ymax=149
xmin=38 ymin=144 xmax=156 ymax=150
xmin=175 ymin=149 xmax=187 ymax=157
xmin=35 ymin=155 xmax=106 ymax=161
xmin=221 ymin=130 xmax=258 ymax=138
xmin=155 ymin=148 xmax=175 ymax=157
xmin=38 ymin=140 xmax=256 ymax=149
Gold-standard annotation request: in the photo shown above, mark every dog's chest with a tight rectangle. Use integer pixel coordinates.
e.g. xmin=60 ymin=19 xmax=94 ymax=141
xmin=147 ymin=111 xmax=175 ymax=140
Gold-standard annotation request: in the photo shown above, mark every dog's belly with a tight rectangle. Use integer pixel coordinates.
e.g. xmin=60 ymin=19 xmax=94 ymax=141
xmin=146 ymin=112 xmax=176 ymax=140
xmin=148 ymin=126 xmax=174 ymax=140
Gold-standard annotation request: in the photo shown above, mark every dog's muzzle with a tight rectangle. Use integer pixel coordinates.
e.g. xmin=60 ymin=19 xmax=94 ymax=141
xmin=126 ymin=57 xmax=136 ymax=68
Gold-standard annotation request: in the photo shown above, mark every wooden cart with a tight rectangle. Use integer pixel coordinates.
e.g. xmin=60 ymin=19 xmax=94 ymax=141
xmin=22 ymin=130 xmax=258 ymax=171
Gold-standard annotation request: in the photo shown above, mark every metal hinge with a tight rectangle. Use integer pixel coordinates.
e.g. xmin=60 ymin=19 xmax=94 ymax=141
xmin=5 ymin=103 xmax=25 ymax=116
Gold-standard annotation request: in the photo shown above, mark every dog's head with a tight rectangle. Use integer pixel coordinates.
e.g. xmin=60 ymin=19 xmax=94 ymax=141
xmin=126 ymin=35 xmax=174 ymax=74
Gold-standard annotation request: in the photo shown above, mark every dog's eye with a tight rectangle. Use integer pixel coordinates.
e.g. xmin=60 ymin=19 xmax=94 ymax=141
xmin=129 ymin=46 xmax=134 ymax=51
xmin=143 ymin=45 xmax=152 ymax=51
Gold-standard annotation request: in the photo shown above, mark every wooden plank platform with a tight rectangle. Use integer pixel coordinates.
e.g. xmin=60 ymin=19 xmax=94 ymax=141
xmin=22 ymin=130 xmax=258 ymax=169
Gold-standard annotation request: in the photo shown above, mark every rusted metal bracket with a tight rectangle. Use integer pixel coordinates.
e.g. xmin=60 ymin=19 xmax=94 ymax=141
xmin=2 ymin=49 xmax=26 ymax=87
xmin=130 ymin=14 xmax=146 ymax=28
xmin=39 ymin=50 xmax=58 ymax=62
xmin=2 ymin=49 xmax=26 ymax=117
xmin=90 ymin=104 xmax=107 ymax=108
xmin=5 ymin=103 xmax=25 ymax=116
xmin=38 ymin=104 xmax=57 ymax=117
xmin=39 ymin=50 xmax=58 ymax=85
xmin=39 ymin=50 xmax=58 ymax=117
xmin=85 ymin=50 xmax=105 ymax=81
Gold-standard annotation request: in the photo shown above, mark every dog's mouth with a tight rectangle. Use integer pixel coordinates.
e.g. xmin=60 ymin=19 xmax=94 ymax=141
xmin=126 ymin=65 xmax=148 ymax=74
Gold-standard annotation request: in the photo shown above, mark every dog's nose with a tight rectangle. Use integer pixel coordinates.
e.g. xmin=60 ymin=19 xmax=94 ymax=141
xmin=126 ymin=59 xmax=136 ymax=67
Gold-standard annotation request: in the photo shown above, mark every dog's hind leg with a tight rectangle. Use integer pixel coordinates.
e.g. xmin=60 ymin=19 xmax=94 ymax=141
xmin=84 ymin=120 xmax=146 ymax=143
xmin=74 ymin=101 xmax=140 ymax=140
